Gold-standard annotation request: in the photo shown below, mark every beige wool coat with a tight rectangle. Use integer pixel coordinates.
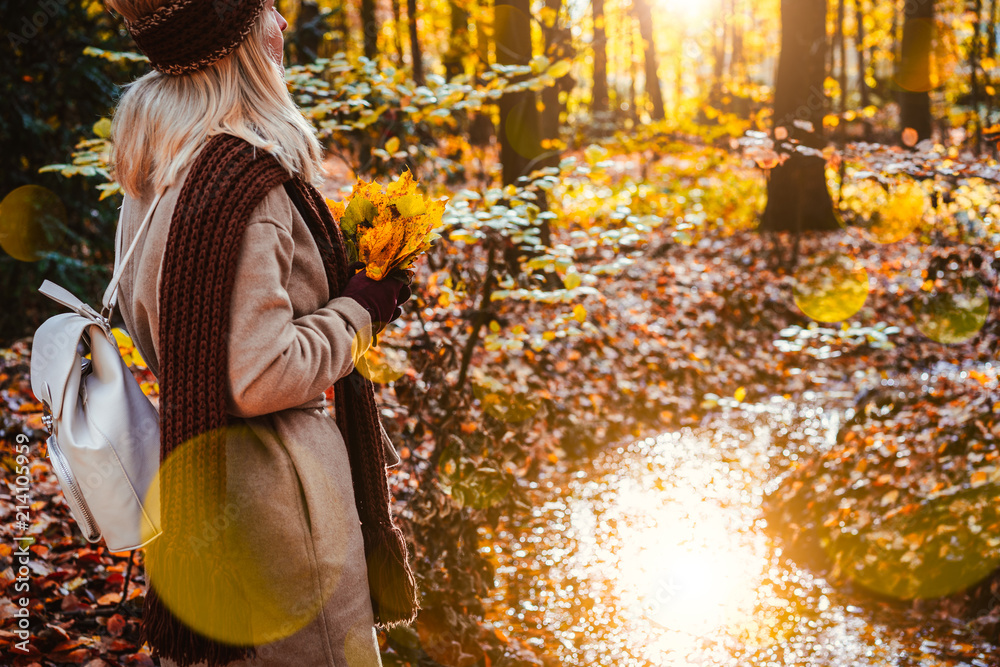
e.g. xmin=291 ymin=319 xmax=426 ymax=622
xmin=116 ymin=157 xmax=401 ymax=667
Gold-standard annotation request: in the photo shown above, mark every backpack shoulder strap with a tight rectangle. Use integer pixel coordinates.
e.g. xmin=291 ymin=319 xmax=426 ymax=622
xmin=101 ymin=190 xmax=164 ymax=317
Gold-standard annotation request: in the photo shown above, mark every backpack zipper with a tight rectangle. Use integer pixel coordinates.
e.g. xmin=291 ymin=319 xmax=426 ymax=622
xmin=46 ymin=435 xmax=102 ymax=543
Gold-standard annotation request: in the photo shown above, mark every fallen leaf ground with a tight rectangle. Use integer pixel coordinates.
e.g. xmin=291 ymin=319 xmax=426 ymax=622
xmin=3 ymin=148 xmax=1000 ymax=664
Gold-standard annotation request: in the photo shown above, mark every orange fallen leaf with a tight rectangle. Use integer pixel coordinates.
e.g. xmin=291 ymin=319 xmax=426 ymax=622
xmin=97 ymin=592 xmax=121 ymax=605
xmin=108 ymin=613 xmax=126 ymax=638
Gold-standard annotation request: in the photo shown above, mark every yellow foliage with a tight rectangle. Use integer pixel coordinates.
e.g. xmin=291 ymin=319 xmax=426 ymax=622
xmin=329 ymin=169 xmax=444 ymax=281
xmin=111 ymin=327 xmax=147 ymax=370
xmin=93 ymin=118 xmax=112 ymax=139
xmin=325 ymin=198 xmax=346 ymax=221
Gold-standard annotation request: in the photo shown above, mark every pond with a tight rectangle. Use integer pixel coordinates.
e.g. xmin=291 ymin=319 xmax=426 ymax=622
xmin=480 ymin=395 xmax=997 ymax=667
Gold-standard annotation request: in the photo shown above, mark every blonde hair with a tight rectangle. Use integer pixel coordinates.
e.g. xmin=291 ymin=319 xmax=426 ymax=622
xmin=107 ymin=0 xmax=323 ymax=198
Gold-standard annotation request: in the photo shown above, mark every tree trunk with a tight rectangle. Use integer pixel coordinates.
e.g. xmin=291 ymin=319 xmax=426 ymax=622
xmin=392 ymin=0 xmax=404 ymax=65
xmin=989 ymin=0 xmax=998 ymax=136
xmin=712 ymin=13 xmax=725 ymax=104
xmin=634 ymin=0 xmax=665 ymax=121
xmin=496 ymin=0 xmax=542 ymax=185
xmin=675 ymin=18 xmax=684 ymax=113
xmin=897 ymin=0 xmax=934 ymax=143
xmin=837 ymin=0 xmax=847 ymax=117
xmin=443 ymin=1 xmax=470 ymax=80
xmin=760 ymin=0 xmax=840 ymax=234
xmin=971 ymin=0 xmax=984 ymax=153
xmin=469 ymin=0 xmax=494 ymax=147
xmin=408 ymin=0 xmax=425 ymax=84
xmin=731 ymin=0 xmax=744 ymax=87
xmin=536 ymin=0 xmax=567 ymax=243
xmin=592 ymin=0 xmax=610 ymax=119
xmin=360 ymin=0 xmax=377 ymax=60
xmin=330 ymin=0 xmax=348 ymax=55
xmin=856 ymin=0 xmax=872 ymax=139
xmin=292 ymin=0 xmax=323 ymax=64
xmin=627 ymin=15 xmax=637 ymax=126
xmin=892 ymin=0 xmax=901 ymax=65
xmin=540 ymin=0 xmax=569 ymax=168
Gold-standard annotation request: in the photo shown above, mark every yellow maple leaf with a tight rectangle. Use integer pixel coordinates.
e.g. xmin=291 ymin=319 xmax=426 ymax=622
xmin=326 ymin=197 xmax=346 ymax=222
xmin=350 ymin=170 xmax=445 ymax=280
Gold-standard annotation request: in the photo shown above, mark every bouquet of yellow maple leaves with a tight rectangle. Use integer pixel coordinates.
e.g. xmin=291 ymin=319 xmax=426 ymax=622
xmin=327 ymin=169 xmax=444 ymax=285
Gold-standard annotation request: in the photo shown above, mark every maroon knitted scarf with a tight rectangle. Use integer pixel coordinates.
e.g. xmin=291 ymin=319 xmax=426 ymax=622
xmin=141 ymin=133 xmax=419 ymax=666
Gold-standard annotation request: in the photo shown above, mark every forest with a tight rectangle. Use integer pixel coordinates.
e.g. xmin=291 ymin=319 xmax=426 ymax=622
xmin=3 ymin=0 xmax=1000 ymax=664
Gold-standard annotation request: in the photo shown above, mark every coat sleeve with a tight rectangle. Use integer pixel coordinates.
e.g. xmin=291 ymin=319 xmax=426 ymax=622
xmin=225 ymin=217 xmax=374 ymax=419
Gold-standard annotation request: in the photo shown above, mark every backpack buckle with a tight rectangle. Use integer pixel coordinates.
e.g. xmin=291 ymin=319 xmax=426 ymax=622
xmin=41 ymin=401 xmax=54 ymax=433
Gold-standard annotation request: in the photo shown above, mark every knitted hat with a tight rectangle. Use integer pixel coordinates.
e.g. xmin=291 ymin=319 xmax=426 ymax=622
xmin=122 ymin=0 xmax=267 ymax=75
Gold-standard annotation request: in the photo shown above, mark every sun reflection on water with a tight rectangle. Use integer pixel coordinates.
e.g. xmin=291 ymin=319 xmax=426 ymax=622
xmin=555 ymin=437 xmax=774 ymax=665
xmin=483 ymin=405 xmax=922 ymax=667
xmin=622 ymin=501 xmax=761 ymax=638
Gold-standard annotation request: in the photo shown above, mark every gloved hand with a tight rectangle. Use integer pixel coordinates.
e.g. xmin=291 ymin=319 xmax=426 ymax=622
xmin=341 ymin=262 xmax=412 ymax=333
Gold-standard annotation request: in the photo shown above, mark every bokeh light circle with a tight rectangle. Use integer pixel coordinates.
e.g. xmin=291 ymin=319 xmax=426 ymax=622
xmin=344 ymin=619 xmax=381 ymax=665
xmin=0 ymin=185 xmax=66 ymax=261
xmin=472 ymin=374 xmax=538 ymax=423
xmin=494 ymin=0 xmax=545 ymax=163
xmin=834 ymin=489 xmax=1000 ymax=600
xmin=793 ymin=253 xmax=870 ymax=323
xmin=355 ymin=343 xmax=408 ymax=384
xmin=142 ymin=423 xmax=347 ymax=645
xmin=839 ymin=179 xmax=886 ymax=230
xmin=868 ymin=181 xmax=927 ymax=244
xmin=912 ymin=276 xmax=989 ymax=344
xmin=504 ymin=97 xmax=545 ymax=161
xmin=840 ymin=180 xmax=927 ymax=243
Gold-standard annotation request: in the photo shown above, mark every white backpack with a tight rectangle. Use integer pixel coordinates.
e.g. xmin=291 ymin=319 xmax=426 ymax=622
xmin=29 ymin=193 xmax=165 ymax=552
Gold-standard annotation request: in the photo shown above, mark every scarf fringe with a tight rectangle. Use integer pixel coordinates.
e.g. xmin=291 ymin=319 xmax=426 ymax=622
xmin=364 ymin=522 xmax=421 ymax=629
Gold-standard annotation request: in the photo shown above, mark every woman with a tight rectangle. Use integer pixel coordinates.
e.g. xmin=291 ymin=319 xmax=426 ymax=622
xmin=104 ymin=1 xmax=420 ymax=665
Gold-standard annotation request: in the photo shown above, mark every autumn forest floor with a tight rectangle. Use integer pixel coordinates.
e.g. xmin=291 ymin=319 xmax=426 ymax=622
xmin=3 ymin=147 xmax=1000 ymax=665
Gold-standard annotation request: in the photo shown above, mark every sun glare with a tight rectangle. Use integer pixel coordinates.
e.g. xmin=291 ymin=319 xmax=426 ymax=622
xmin=655 ymin=0 xmax=715 ymax=22
xmin=544 ymin=461 xmax=771 ymax=664
xmin=612 ymin=487 xmax=764 ymax=646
